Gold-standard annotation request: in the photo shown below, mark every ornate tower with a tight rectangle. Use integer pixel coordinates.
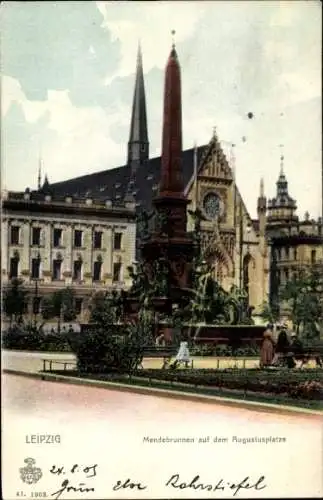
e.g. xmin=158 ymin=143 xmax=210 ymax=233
xmin=141 ymin=39 xmax=193 ymax=302
xmin=127 ymin=42 xmax=149 ymax=174
xmin=267 ymin=154 xmax=297 ymax=225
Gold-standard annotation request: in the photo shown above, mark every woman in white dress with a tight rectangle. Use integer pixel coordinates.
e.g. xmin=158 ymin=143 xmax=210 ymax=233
xmin=170 ymin=341 xmax=191 ymax=369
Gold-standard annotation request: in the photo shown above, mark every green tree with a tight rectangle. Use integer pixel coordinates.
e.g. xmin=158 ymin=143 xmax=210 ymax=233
xmin=89 ymin=290 xmax=124 ymax=326
xmin=42 ymin=288 xmax=76 ymax=332
xmin=260 ymin=300 xmax=280 ymax=324
xmin=3 ymin=279 xmax=29 ymax=327
xmin=280 ymin=268 xmax=323 ymax=338
xmin=69 ymin=316 xmax=154 ymax=374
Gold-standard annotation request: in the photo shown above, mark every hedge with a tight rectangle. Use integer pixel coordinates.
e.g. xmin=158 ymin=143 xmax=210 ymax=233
xmin=48 ymin=367 xmax=323 ymax=403
xmin=131 ymin=368 xmax=323 ymax=400
xmin=190 ymin=343 xmax=259 ymax=357
xmin=2 ymin=328 xmax=71 ymax=352
xmin=2 ymin=329 xmax=259 ymax=357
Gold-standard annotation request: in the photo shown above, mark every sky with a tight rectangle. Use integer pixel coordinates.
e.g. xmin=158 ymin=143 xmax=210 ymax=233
xmin=1 ymin=0 xmax=322 ymax=219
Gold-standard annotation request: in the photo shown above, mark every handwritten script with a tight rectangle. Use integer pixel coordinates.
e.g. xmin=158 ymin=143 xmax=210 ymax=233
xmin=165 ymin=473 xmax=267 ymax=496
xmin=49 ymin=463 xmax=267 ymax=498
xmin=111 ymin=474 xmax=266 ymax=496
xmin=50 ymin=463 xmax=98 ymax=499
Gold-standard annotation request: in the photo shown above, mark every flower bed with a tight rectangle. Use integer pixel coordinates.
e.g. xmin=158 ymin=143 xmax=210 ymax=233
xmin=47 ymin=367 xmax=323 ymax=405
xmin=48 ymin=368 xmax=323 ymax=408
xmin=133 ymin=369 xmax=323 ymax=401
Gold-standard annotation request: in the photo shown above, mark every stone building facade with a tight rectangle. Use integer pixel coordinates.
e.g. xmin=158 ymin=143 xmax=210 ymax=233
xmin=185 ymin=131 xmax=269 ymax=313
xmin=48 ymin=45 xmax=270 ymax=315
xmin=2 ymin=190 xmax=136 ymax=323
xmin=41 ymin=44 xmax=321 ymax=321
xmin=265 ymin=160 xmax=323 ymax=312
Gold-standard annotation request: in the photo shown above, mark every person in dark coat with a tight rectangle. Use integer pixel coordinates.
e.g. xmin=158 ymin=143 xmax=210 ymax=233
xmin=275 ymin=326 xmax=290 ymax=354
xmin=274 ymin=326 xmax=296 ymax=368
xmin=290 ymin=333 xmax=303 ymax=356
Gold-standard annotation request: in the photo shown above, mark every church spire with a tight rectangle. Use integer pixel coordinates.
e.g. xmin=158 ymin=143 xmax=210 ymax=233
xmin=38 ymin=157 xmax=42 ymax=190
xmin=279 ymin=144 xmax=284 ymax=174
xmin=257 ymin=177 xmax=266 ymax=214
xmin=127 ymin=41 xmax=149 ymax=173
xmin=260 ymin=177 xmax=264 ymax=198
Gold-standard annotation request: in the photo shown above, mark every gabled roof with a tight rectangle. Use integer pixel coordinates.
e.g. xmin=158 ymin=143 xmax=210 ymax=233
xmin=50 ymin=145 xmax=208 ymax=213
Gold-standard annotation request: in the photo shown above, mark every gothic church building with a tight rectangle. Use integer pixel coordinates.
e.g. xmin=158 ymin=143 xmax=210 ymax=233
xmin=48 ymin=45 xmax=280 ymax=315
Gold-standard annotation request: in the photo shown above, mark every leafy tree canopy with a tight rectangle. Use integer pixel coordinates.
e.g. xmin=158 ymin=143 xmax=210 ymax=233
xmin=3 ymin=278 xmax=28 ymax=325
xmin=280 ymin=267 xmax=323 ymax=338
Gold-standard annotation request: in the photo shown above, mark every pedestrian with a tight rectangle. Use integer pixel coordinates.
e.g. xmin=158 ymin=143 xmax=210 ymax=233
xmin=289 ymin=332 xmax=304 ymax=368
xmin=290 ymin=332 xmax=303 ymax=355
xmin=155 ymin=333 xmax=166 ymax=346
xmin=273 ymin=324 xmax=296 ymax=367
xmin=259 ymin=325 xmax=275 ymax=368
xmin=273 ymin=325 xmax=289 ymax=361
xmin=170 ymin=340 xmax=191 ymax=369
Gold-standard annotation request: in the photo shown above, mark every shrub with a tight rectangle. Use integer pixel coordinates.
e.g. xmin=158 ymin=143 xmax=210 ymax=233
xmin=2 ymin=326 xmax=71 ymax=352
xmin=67 ymin=321 xmax=154 ymax=374
xmin=189 ymin=343 xmax=259 ymax=357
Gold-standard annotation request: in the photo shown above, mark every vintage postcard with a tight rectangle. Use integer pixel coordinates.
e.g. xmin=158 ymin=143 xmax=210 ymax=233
xmin=1 ymin=1 xmax=322 ymax=499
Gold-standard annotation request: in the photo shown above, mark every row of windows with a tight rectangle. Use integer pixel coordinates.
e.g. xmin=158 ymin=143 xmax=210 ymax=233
xmin=274 ymin=247 xmax=317 ymax=264
xmin=27 ymin=297 xmax=83 ymax=316
xmin=275 ymin=267 xmax=309 ymax=286
xmin=9 ymin=226 xmax=123 ymax=250
xmin=9 ymin=258 xmax=122 ymax=283
xmin=274 ymin=247 xmax=298 ymax=261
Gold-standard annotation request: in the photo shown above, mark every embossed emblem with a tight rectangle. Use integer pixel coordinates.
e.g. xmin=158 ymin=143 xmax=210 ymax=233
xmin=19 ymin=458 xmax=42 ymax=484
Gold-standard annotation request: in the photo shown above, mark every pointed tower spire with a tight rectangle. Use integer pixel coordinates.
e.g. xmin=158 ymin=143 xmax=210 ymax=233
xmin=257 ymin=177 xmax=266 ymax=212
xmin=267 ymin=151 xmax=297 ymax=222
xmin=43 ymin=174 xmax=49 ymax=189
xmin=38 ymin=157 xmax=42 ymax=190
xmin=279 ymin=144 xmax=284 ymax=174
xmin=127 ymin=41 xmax=149 ymax=173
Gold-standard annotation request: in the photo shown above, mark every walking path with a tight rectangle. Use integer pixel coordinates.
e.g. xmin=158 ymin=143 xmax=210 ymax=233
xmin=2 ymin=373 xmax=322 ymax=500
xmin=2 ymin=349 xmax=259 ymax=373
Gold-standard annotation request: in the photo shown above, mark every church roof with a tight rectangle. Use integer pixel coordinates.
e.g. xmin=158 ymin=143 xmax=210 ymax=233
xmin=49 ymin=145 xmax=208 ymax=213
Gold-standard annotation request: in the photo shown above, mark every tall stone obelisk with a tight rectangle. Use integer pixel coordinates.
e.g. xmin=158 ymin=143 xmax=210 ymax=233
xmin=141 ymin=37 xmax=193 ymax=298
